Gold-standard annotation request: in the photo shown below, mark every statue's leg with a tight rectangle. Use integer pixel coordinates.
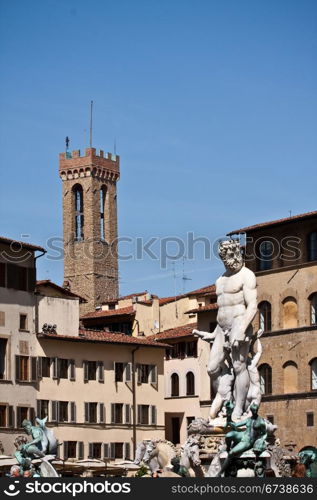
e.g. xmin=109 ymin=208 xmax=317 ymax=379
xmin=208 ymin=327 xmax=226 ymax=417
xmin=26 ymin=445 xmax=45 ymax=458
xmin=231 ymin=338 xmax=251 ymax=418
xmin=209 ymin=392 xmax=223 ymax=420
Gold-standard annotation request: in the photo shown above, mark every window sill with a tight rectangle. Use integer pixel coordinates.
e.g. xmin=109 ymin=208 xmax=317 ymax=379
xmin=165 ymin=395 xmax=199 ymax=400
xmin=0 ymin=379 xmax=13 ymax=384
xmin=19 ymin=329 xmax=30 ymax=333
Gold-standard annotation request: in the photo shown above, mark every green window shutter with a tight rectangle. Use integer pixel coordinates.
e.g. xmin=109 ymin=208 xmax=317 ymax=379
xmin=125 ymin=363 xmax=132 ymax=382
xmin=51 ymin=401 xmax=58 ymax=422
xmin=31 ymin=357 xmax=37 ymax=382
xmin=99 ymin=403 xmax=105 ymax=423
xmin=78 ymin=441 xmax=84 ymax=460
xmin=103 ymin=443 xmax=110 ymax=458
xmin=84 ymin=402 xmax=89 ymax=423
xmin=64 ymin=441 xmax=69 ymax=460
xmin=15 ymin=355 xmax=21 ymax=381
xmin=150 ymin=405 xmax=157 ymax=425
xmin=83 ymin=361 xmax=88 ymax=382
xmin=111 ymin=403 xmax=115 ymax=424
xmin=70 ymin=360 xmax=76 ymax=381
xmin=124 ymin=442 xmax=131 ymax=460
xmin=8 ymin=406 xmax=14 ymax=428
xmin=125 ymin=404 xmax=130 ymax=424
xmin=70 ymin=402 xmax=76 ymax=423
xmin=98 ymin=361 xmax=104 ymax=383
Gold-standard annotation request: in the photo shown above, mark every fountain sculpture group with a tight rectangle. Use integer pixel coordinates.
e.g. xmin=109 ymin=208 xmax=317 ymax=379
xmin=5 ymin=240 xmax=316 ymax=478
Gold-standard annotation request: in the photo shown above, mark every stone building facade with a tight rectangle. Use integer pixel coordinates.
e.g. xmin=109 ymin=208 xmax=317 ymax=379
xmin=228 ymin=210 xmax=317 ymax=451
xmin=59 ymin=147 xmax=120 ymax=314
xmin=0 ymin=236 xmax=46 ymax=453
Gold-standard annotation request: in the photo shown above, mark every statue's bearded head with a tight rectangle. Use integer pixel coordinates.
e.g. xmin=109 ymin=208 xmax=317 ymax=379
xmin=219 ymin=240 xmax=243 ymax=272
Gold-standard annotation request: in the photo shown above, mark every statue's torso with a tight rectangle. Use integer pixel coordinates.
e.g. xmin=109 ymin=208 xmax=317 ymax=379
xmin=216 ymin=268 xmax=247 ymax=329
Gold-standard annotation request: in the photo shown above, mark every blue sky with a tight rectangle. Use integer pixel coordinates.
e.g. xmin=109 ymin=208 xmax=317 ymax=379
xmin=0 ymin=0 xmax=316 ymax=297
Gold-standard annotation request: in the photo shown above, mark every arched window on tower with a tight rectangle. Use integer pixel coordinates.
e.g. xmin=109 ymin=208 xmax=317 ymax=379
xmin=310 ymin=358 xmax=317 ymax=391
xmin=307 ymin=232 xmax=317 ymax=262
xmin=258 ymin=301 xmax=272 ymax=332
xmin=282 ymin=297 xmax=298 ymax=329
xmin=259 ymin=363 xmax=272 ymax=395
xmin=73 ymin=184 xmax=84 ymax=241
xmin=283 ymin=361 xmax=298 ymax=393
xmin=186 ymin=372 xmax=195 ymax=396
xmin=309 ymin=293 xmax=317 ymax=325
xmin=171 ymin=373 xmax=179 ymax=397
xmin=100 ymin=186 xmax=107 ymax=241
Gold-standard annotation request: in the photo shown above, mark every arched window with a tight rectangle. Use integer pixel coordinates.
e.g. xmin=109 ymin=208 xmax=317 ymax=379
xmin=73 ymin=184 xmax=84 ymax=241
xmin=171 ymin=373 xmax=179 ymax=397
xmin=310 ymin=358 xmax=317 ymax=390
xmin=100 ymin=186 xmax=107 ymax=241
xmin=258 ymin=241 xmax=273 ymax=271
xmin=307 ymin=232 xmax=317 ymax=262
xmin=310 ymin=293 xmax=317 ymax=325
xmin=258 ymin=301 xmax=272 ymax=332
xmin=283 ymin=361 xmax=298 ymax=393
xmin=282 ymin=297 xmax=298 ymax=329
xmin=186 ymin=372 xmax=195 ymax=396
xmin=259 ymin=364 xmax=272 ymax=395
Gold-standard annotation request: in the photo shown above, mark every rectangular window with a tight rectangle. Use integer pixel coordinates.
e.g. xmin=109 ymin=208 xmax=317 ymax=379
xmin=59 ymin=402 xmax=68 ymax=422
xmin=0 ymin=262 xmax=5 ymax=287
xmin=0 ymin=338 xmax=7 ymax=379
xmin=0 ymin=405 xmax=7 ymax=426
xmin=17 ymin=407 xmax=29 ymax=427
xmin=89 ymin=442 xmax=102 ymax=459
xmin=41 ymin=357 xmax=51 ymax=377
xmin=114 ymin=443 xmax=123 ymax=459
xmin=59 ymin=359 xmax=69 ymax=379
xmin=85 ymin=402 xmax=98 ymax=423
xmin=115 ymin=363 xmax=124 ymax=382
xmin=177 ymin=342 xmax=186 ymax=358
xmin=139 ymin=364 xmax=150 ymax=383
xmin=64 ymin=441 xmax=77 ymax=459
xmin=307 ymin=412 xmax=314 ymax=427
xmin=16 ymin=356 xmax=29 ymax=381
xmin=19 ymin=314 xmax=28 ymax=331
xmin=88 ymin=361 xmax=96 ymax=380
xmin=186 ymin=341 xmax=197 ymax=357
xmin=37 ymin=400 xmax=49 ymax=420
xmin=138 ymin=405 xmax=149 ymax=425
xmin=111 ymin=403 xmax=123 ymax=424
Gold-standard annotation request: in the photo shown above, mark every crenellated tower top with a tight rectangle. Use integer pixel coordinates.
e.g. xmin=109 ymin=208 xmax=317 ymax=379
xmin=59 ymin=147 xmax=120 ymax=182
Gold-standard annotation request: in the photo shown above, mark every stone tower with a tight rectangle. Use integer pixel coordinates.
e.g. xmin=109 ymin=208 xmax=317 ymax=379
xmin=59 ymin=147 xmax=119 ymax=314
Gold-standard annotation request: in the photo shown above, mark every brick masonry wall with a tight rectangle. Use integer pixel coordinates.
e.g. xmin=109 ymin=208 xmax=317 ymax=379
xmin=61 ymin=152 xmax=119 ymax=315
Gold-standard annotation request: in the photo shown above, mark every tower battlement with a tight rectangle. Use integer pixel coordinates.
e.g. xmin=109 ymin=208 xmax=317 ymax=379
xmin=59 ymin=147 xmax=120 ymax=181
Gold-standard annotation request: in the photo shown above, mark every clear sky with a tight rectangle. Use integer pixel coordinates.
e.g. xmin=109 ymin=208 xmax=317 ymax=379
xmin=0 ymin=0 xmax=316 ymax=298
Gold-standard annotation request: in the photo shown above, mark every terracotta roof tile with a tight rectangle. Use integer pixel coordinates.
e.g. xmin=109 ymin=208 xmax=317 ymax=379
xmin=81 ymin=306 xmax=135 ymax=319
xmin=36 ymin=280 xmax=86 ymax=302
xmin=102 ymin=291 xmax=152 ymax=304
xmin=0 ymin=235 xmax=46 ymax=253
xmin=228 ymin=210 xmax=317 ymax=235
xmin=38 ymin=329 xmax=169 ymax=348
xmin=187 ymin=284 xmax=216 ymax=297
xmin=148 ymin=323 xmax=197 ymax=341
xmin=186 ymin=303 xmax=218 ymax=314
